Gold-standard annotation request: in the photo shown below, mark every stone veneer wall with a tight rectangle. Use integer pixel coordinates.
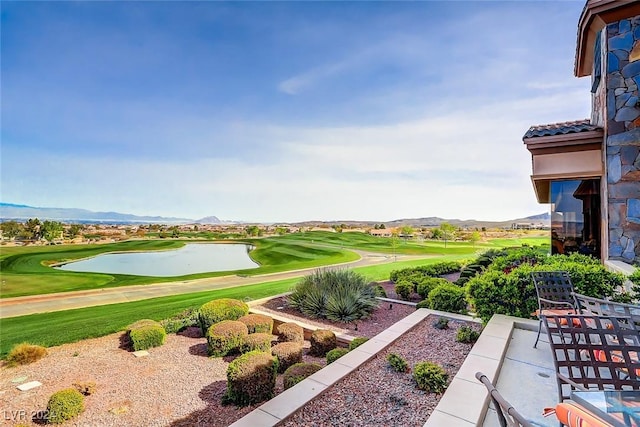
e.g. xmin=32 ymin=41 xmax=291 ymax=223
xmin=605 ymin=17 xmax=640 ymax=265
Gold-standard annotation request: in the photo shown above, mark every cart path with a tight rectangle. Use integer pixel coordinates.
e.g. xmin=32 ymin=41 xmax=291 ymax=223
xmin=0 ymin=250 xmax=432 ymax=318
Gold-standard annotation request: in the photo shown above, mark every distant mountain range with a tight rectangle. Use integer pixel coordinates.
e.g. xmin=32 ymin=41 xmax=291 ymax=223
xmin=0 ymin=202 xmax=549 ymax=228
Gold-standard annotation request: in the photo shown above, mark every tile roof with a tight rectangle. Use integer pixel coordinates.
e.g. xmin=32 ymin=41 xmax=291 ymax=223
xmin=523 ymin=119 xmax=602 ymax=139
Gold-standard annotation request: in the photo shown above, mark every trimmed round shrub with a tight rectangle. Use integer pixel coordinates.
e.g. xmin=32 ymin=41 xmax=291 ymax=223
xmin=223 ymin=351 xmax=278 ymax=406
xmin=417 ymin=277 xmax=451 ymax=300
xmin=198 ymin=298 xmax=249 ymax=335
xmin=348 ymin=337 xmax=369 ymax=351
xmin=394 ymin=280 xmax=414 ymax=300
xmin=240 ymin=333 xmax=273 ymax=354
xmin=373 ymin=284 xmax=387 ymax=298
xmin=416 ymin=299 xmax=429 ymax=309
xmin=207 ymin=320 xmax=248 ymax=357
xmin=456 ymin=325 xmax=480 ymax=343
xmin=277 ymin=322 xmax=304 ymax=343
xmin=6 ymin=343 xmax=47 ymax=367
xmin=288 ymin=269 xmax=379 ymax=322
xmin=283 ymin=362 xmax=322 ymax=390
xmin=128 ymin=319 xmax=166 ymax=351
xmin=238 ymin=313 xmax=274 ymax=334
xmin=271 ymin=342 xmax=303 ymax=373
xmin=326 ymin=347 xmax=350 ymax=364
xmin=427 ymin=283 xmax=468 ymax=314
xmin=413 ymin=361 xmax=448 ymax=393
xmin=387 ymin=353 xmax=409 ymax=373
xmin=310 ymin=329 xmax=337 ymax=356
xmin=46 ymin=388 xmax=84 ymax=424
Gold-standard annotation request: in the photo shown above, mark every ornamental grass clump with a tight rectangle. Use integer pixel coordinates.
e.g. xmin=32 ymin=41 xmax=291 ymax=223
xmin=198 ymin=298 xmax=249 ymax=335
xmin=289 ymin=268 xmax=378 ymax=322
xmin=271 ymin=342 xmax=303 ymax=373
xmin=46 ymin=388 xmax=84 ymax=424
xmin=283 ymin=363 xmax=322 ymax=390
xmin=413 ymin=361 xmax=448 ymax=393
xmin=207 ymin=320 xmax=248 ymax=357
xmin=223 ymin=351 xmax=278 ymax=406
xmin=6 ymin=343 xmax=47 ymax=367
xmin=326 ymin=347 xmax=350 ymax=364
xmin=310 ymin=329 xmax=337 ymax=356
xmin=240 ymin=333 xmax=273 ymax=354
xmin=277 ymin=322 xmax=304 ymax=343
xmin=238 ymin=313 xmax=274 ymax=334
xmin=127 ymin=319 xmax=166 ymax=351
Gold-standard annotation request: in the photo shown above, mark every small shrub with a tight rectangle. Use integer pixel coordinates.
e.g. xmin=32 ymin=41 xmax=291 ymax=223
xmin=240 ymin=333 xmax=273 ymax=354
xmin=198 ymin=298 xmax=249 ymax=335
xmin=432 ymin=317 xmax=449 ymax=330
xmin=223 ymin=351 xmax=278 ymax=406
xmin=128 ymin=319 xmax=166 ymax=351
xmin=326 ymin=348 xmax=350 ymax=364
xmin=160 ymin=308 xmax=199 ymax=334
xmin=238 ymin=313 xmax=274 ymax=334
xmin=207 ymin=320 xmax=248 ymax=357
xmin=348 ymin=337 xmax=369 ymax=350
xmin=387 ymin=353 xmax=409 ymax=373
xmin=394 ymin=281 xmax=414 ymax=300
xmin=46 ymin=388 xmax=84 ymax=424
xmin=416 ymin=278 xmax=450 ymax=300
xmin=271 ymin=342 xmax=303 ymax=373
xmin=283 ymin=363 xmax=322 ymax=390
xmin=5 ymin=343 xmax=47 ymax=367
xmin=416 ymin=299 xmax=429 ymax=309
xmin=427 ymin=283 xmax=467 ymax=314
xmin=72 ymin=381 xmax=96 ymax=396
xmin=374 ymin=284 xmax=387 ymax=298
xmin=456 ymin=325 xmax=480 ymax=343
xmin=413 ymin=361 xmax=448 ymax=393
xmin=310 ymin=329 xmax=337 ymax=356
xmin=277 ymin=322 xmax=304 ymax=343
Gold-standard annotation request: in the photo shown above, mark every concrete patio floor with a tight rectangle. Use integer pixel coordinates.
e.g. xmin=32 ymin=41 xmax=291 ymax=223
xmin=482 ymin=324 xmax=559 ymax=427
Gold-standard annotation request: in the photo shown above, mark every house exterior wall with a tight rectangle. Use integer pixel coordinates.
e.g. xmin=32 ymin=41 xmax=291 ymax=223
xmin=603 ymin=17 xmax=640 ymax=264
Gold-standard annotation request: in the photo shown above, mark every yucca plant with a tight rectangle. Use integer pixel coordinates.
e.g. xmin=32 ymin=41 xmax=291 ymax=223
xmin=289 ymin=268 xmax=379 ymax=322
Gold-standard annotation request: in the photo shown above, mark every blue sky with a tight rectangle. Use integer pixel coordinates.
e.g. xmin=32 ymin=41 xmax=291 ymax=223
xmin=2 ymin=1 xmax=591 ymax=223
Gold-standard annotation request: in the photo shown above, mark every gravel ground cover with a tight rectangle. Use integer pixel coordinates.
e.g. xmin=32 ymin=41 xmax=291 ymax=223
xmin=280 ymin=316 xmax=479 ymax=427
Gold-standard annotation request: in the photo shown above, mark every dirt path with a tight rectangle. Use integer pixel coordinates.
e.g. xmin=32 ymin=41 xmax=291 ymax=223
xmin=0 ymin=250 xmax=432 ymax=318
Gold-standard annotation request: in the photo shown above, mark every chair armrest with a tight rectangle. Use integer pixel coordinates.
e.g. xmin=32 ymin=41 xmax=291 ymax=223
xmin=557 ymin=373 xmax=589 ymax=392
xmin=539 ymin=298 xmax=576 ymax=308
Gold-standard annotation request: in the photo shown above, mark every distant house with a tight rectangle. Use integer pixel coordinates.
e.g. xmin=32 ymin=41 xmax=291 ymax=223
xmin=523 ymin=0 xmax=640 ymax=272
xmin=369 ymin=229 xmax=392 ymax=237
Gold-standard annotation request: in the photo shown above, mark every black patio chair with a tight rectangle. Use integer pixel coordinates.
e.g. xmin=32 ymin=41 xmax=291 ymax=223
xmin=573 ymin=292 xmax=640 ymax=329
xmin=531 ymin=271 xmax=579 ymax=348
xmin=542 ymin=314 xmax=640 ymax=403
xmin=475 ymin=372 xmax=533 ymax=427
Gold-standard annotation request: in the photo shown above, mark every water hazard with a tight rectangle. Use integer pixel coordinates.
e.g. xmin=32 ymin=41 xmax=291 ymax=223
xmin=56 ymin=243 xmax=259 ymax=277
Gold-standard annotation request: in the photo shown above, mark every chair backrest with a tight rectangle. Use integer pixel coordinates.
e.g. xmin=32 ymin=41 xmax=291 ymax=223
xmin=542 ymin=314 xmax=640 ymax=402
xmin=531 ymin=271 xmax=578 ymax=312
xmin=573 ymin=293 xmax=640 ymax=329
xmin=475 ymin=372 xmax=534 ymax=427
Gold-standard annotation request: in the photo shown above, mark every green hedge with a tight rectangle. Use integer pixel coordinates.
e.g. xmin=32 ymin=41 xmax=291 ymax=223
xmin=427 ymin=283 xmax=467 ymax=314
xmin=417 ymin=277 xmax=451 ymax=300
xmin=326 ymin=347 xmax=350 ymax=364
xmin=128 ymin=319 xmax=166 ymax=351
xmin=198 ymin=299 xmax=249 ymax=335
xmin=224 ymin=351 xmax=278 ymax=406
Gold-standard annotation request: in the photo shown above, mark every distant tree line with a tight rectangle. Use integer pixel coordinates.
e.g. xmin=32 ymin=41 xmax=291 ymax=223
xmin=0 ymin=218 xmax=83 ymax=242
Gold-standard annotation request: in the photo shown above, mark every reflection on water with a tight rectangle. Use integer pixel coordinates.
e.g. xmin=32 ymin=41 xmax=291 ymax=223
xmin=56 ymin=243 xmax=259 ymax=277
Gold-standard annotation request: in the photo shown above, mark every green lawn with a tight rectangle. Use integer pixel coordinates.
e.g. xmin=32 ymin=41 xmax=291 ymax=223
xmin=0 ymin=253 xmax=472 ymax=358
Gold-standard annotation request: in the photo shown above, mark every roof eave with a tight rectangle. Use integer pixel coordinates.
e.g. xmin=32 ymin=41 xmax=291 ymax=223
xmin=523 ymin=129 xmax=604 ymax=152
xmin=575 ymin=0 xmax=640 ymax=78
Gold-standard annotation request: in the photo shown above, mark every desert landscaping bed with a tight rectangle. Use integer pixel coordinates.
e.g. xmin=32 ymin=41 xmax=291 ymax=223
xmin=279 ymin=315 xmax=479 ymax=427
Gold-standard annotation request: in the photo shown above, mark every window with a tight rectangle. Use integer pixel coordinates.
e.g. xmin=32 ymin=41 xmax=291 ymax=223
xmin=550 ymin=179 xmax=600 ymax=258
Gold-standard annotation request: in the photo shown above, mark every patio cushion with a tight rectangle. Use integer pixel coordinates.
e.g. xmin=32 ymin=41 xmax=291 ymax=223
xmin=544 ymin=401 xmax=610 ymax=427
xmin=592 ymin=349 xmax=640 ymax=376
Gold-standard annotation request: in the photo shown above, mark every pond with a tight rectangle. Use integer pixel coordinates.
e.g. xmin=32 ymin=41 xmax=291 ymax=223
xmin=55 ymin=243 xmax=259 ymax=277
